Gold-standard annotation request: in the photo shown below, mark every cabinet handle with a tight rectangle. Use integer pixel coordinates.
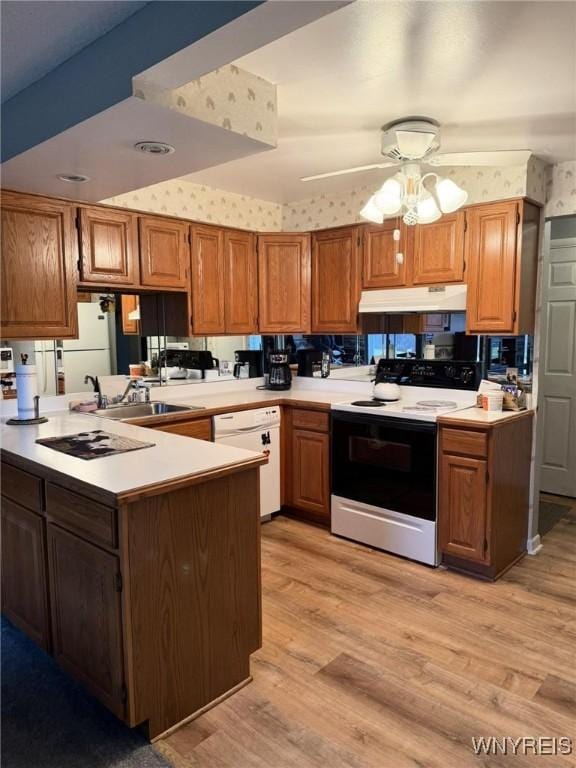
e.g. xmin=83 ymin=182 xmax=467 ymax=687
xmin=396 ymin=252 xmax=404 ymax=264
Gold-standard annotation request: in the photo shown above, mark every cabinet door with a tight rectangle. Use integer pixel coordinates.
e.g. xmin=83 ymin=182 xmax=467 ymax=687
xmin=79 ymin=207 xmax=138 ymax=286
xmin=47 ymin=525 xmax=125 ymax=718
xmin=258 ymin=234 xmax=311 ymax=333
xmin=362 ymin=219 xmax=408 ymax=288
xmin=121 ymin=295 xmax=140 ymax=335
xmin=154 ymin=418 xmax=213 ymax=441
xmin=1 ymin=499 xmax=51 ymax=650
xmin=139 ymin=216 xmax=189 ymax=289
xmin=289 ymin=429 xmax=330 ymax=519
xmin=190 ymin=225 xmax=225 ymax=334
xmin=1 ymin=192 xmax=78 ymax=339
xmin=412 ymin=212 xmax=465 ymax=285
xmin=312 ymin=227 xmax=361 ymax=333
xmin=224 ymin=230 xmax=258 ymax=334
xmin=465 ymin=201 xmax=518 ymax=334
xmin=438 ymin=453 xmax=488 ymax=563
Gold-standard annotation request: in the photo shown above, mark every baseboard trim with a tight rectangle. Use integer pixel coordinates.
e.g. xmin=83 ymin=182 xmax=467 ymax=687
xmin=527 ymin=534 xmax=543 ymax=555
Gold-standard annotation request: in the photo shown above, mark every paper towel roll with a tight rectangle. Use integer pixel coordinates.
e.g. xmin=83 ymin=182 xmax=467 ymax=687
xmin=16 ymin=364 xmax=38 ymax=420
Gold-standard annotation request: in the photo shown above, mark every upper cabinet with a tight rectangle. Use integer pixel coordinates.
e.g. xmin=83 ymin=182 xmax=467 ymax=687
xmin=190 ymin=224 xmax=226 ymax=334
xmin=1 ymin=191 xmax=78 ymax=339
xmin=312 ymin=226 xmax=361 ymax=333
xmin=465 ymin=200 xmax=540 ymax=335
xmin=138 ymin=216 xmax=189 ymax=290
xmin=258 ymin=233 xmax=311 ymax=333
xmin=78 ymin=207 xmax=138 ymax=288
xmin=120 ymin=295 xmax=140 ymax=335
xmin=362 ymin=219 xmax=407 ymax=288
xmin=411 ymin=211 xmax=465 ymax=285
xmin=224 ymin=229 xmax=258 ymax=334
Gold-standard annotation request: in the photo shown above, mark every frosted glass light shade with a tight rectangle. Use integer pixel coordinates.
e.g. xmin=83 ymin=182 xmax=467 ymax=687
xmin=373 ymin=177 xmax=403 ymax=214
xmin=417 ymin=194 xmax=441 ymax=224
xmin=360 ymin=197 xmax=384 ymax=224
xmin=435 ymin=178 xmax=468 ymax=213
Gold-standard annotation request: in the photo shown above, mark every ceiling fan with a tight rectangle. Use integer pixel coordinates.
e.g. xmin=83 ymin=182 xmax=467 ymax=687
xmin=301 ymin=117 xmax=532 ymax=182
xmin=300 ymin=117 xmax=532 ymax=225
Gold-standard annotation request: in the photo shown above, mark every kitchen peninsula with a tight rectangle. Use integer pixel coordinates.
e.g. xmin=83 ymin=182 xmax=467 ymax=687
xmin=0 ymin=413 xmax=266 ymax=740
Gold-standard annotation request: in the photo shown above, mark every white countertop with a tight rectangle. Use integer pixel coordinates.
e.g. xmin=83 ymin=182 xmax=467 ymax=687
xmin=0 ymin=411 xmax=264 ymax=501
xmin=439 ymin=407 xmax=533 ymax=424
xmin=159 ymin=387 xmax=356 ymax=412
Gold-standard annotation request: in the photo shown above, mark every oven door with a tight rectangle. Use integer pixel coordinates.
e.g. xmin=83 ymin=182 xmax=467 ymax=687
xmin=331 ymin=412 xmax=437 ymax=521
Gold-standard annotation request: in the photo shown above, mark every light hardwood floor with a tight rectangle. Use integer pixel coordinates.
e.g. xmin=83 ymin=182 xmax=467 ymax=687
xmin=158 ymin=501 xmax=576 ymax=768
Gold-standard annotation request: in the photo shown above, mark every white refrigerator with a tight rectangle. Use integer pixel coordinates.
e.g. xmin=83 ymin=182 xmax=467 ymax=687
xmin=35 ymin=303 xmax=112 ymax=395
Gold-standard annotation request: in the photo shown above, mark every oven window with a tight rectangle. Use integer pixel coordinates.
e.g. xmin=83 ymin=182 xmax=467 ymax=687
xmin=332 ymin=416 xmax=437 ymax=521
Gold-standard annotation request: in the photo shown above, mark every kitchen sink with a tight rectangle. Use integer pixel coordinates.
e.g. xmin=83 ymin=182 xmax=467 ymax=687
xmin=93 ymin=402 xmax=204 ymax=419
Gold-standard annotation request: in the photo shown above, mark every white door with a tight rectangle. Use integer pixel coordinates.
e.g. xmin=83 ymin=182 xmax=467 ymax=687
xmin=538 ymin=218 xmax=576 ymax=497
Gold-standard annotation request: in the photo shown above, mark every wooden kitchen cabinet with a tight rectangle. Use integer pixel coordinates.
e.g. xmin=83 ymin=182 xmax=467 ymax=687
xmin=438 ymin=412 xmax=533 ymax=580
xmin=465 ymin=199 xmax=540 ymax=335
xmin=139 ymin=216 xmax=189 ymax=290
xmin=258 ymin=233 xmax=311 ymax=333
xmin=1 ymin=499 xmax=51 ymax=650
xmin=150 ymin=417 xmax=213 ymax=441
xmin=47 ymin=525 xmax=126 ymax=718
xmin=224 ymin=229 xmax=258 ymax=334
xmin=121 ymin=295 xmax=140 ymax=335
xmin=362 ymin=219 xmax=408 ymax=288
xmin=283 ymin=407 xmax=330 ymax=525
xmin=0 ymin=191 xmax=78 ymax=339
xmin=190 ymin=224 xmax=226 ymax=334
xmin=78 ymin=206 xmax=138 ymax=287
xmin=412 ymin=212 xmax=465 ymax=285
xmin=312 ymin=226 xmax=361 ymax=333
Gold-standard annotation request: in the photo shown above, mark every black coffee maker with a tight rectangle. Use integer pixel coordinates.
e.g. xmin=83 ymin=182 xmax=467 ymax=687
xmin=267 ymin=351 xmax=292 ymax=391
xmin=234 ymin=350 xmax=263 ymax=378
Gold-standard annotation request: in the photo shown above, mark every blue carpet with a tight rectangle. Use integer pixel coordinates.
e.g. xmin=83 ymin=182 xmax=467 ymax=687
xmin=1 ymin=618 xmax=172 ymax=768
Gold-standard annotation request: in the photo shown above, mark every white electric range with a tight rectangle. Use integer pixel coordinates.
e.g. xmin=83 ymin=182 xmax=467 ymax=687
xmin=330 ymin=361 xmax=480 ymax=566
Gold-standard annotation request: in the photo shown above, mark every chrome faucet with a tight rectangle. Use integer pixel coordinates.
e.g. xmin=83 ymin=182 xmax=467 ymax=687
xmin=117 ymin=379 xmax=151 ymax=404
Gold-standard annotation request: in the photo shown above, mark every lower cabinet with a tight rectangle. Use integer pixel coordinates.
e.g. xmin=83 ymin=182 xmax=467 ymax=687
xmin=47 ymin=525 xmax=126 ymax=718
xmin=283 ymin=407 xmax=331 ymax=525
xmin=1 ymin=498 xmax=51 ymax=650
xmin=151 ymin=417 xmax=213 ymax=441
xmin=438 ymin=413 xmax=533 ymax=580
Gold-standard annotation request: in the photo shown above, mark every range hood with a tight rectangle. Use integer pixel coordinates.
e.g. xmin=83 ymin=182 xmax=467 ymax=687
xmin=359 ymin=284 xmax=467 ymax=314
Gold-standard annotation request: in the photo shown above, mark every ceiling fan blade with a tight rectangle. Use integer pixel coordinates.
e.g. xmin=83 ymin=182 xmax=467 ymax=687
xmin=301 ymin=161 xmax=398 ymax=182
xmin=427 ymin=150 xmax=532 ymax=167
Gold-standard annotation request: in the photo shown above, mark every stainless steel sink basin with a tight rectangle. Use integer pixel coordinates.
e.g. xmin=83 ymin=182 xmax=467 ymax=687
xmin=93 ymin=402 xmax=203 ymax=419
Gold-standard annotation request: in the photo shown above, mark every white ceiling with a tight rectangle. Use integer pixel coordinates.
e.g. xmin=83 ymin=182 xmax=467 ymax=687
xmin=1 ymin=1 xmax=147 ymax=102
xmin=185 ymin=0 xmax=576 ymax=203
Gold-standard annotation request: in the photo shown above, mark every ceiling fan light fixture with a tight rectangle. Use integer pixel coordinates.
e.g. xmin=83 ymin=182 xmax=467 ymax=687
xmin=360 ymin=197 xmax=385 ymax=224
xmin=435 ymin=177 xmax=468 ymax=213
xmin=372 ymin=177 xmax=403 ymax=214
xmin=416 ymin=193 xmax=442 ymax=224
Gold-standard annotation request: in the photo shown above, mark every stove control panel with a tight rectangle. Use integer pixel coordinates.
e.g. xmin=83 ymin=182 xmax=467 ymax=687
xmin=375 ymin=360 xmax=480 ymax=390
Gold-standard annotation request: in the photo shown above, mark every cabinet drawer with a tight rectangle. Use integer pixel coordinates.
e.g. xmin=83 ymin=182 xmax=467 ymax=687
xmin=154 ymin=418 xmax=213 ymax=441
xmin=290 ymin=408 xmax=329 ymax=433
xmin=1 ymin=462 xmax=43 ymax=512
xmin=46 ymin=483 xmax=117 ymax=550
xmin=441 ymin=428 xmax=487 ymax=458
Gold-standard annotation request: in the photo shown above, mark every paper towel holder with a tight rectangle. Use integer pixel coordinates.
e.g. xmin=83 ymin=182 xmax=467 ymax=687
xmin=7 ymin=395 xmax=49 ymax=426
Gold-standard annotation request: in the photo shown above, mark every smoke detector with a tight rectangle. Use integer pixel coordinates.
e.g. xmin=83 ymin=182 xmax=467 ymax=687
xmin=57 ymin=173 xmax=90 ymax=183
xmin=134 ymin=141 xmax=175 ymax=156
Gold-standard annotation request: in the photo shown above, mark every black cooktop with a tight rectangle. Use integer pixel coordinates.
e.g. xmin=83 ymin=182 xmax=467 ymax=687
xmin=350 ymin=399 xmax=386 ymax=407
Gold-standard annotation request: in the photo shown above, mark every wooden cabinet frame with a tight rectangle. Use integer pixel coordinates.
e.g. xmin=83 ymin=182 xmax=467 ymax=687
xmin=78 ymin=206 xmax=138 ymax=287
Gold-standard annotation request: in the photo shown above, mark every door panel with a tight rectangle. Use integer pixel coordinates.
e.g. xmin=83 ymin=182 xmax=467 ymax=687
xmin=538 ymin=234 xmax=576 ymax=496
xmin=139 ymin=217 xmax=189 ymax=289
xmin=465 ymin=201 xmax=518 ymax=333
xmin=258 ymin=234 xmax=311 ymax=333
xmin=312 ymin=227 xmax=361 ymax=333
xmin=412 ymin=212 xmax=465 ymax=285
xmin=1 ymin=499 xmax=51 ymax=650
xmin=1 ymin=192 xmax=78 ymax=339
xmin=290 ymin=429 xmax=330 ymax=518
xmin=224 ymin=230 xmax=258 ymax=334
xmin=79 ymin=207 xmax=138 ymax=286
xmin=439 ymin=454 xmax=488 ymax=562
xmin=362 ymin=220 xmax=407 ymax=288
xmin=47 ymin=526 xmax=125 ymax=718
xmin=191 ymin=225 xmax=225 ymax=334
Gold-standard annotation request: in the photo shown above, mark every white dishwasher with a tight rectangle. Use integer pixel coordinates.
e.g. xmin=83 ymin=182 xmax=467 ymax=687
xmin=213 ymin=407 xmax=281 ymax=520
